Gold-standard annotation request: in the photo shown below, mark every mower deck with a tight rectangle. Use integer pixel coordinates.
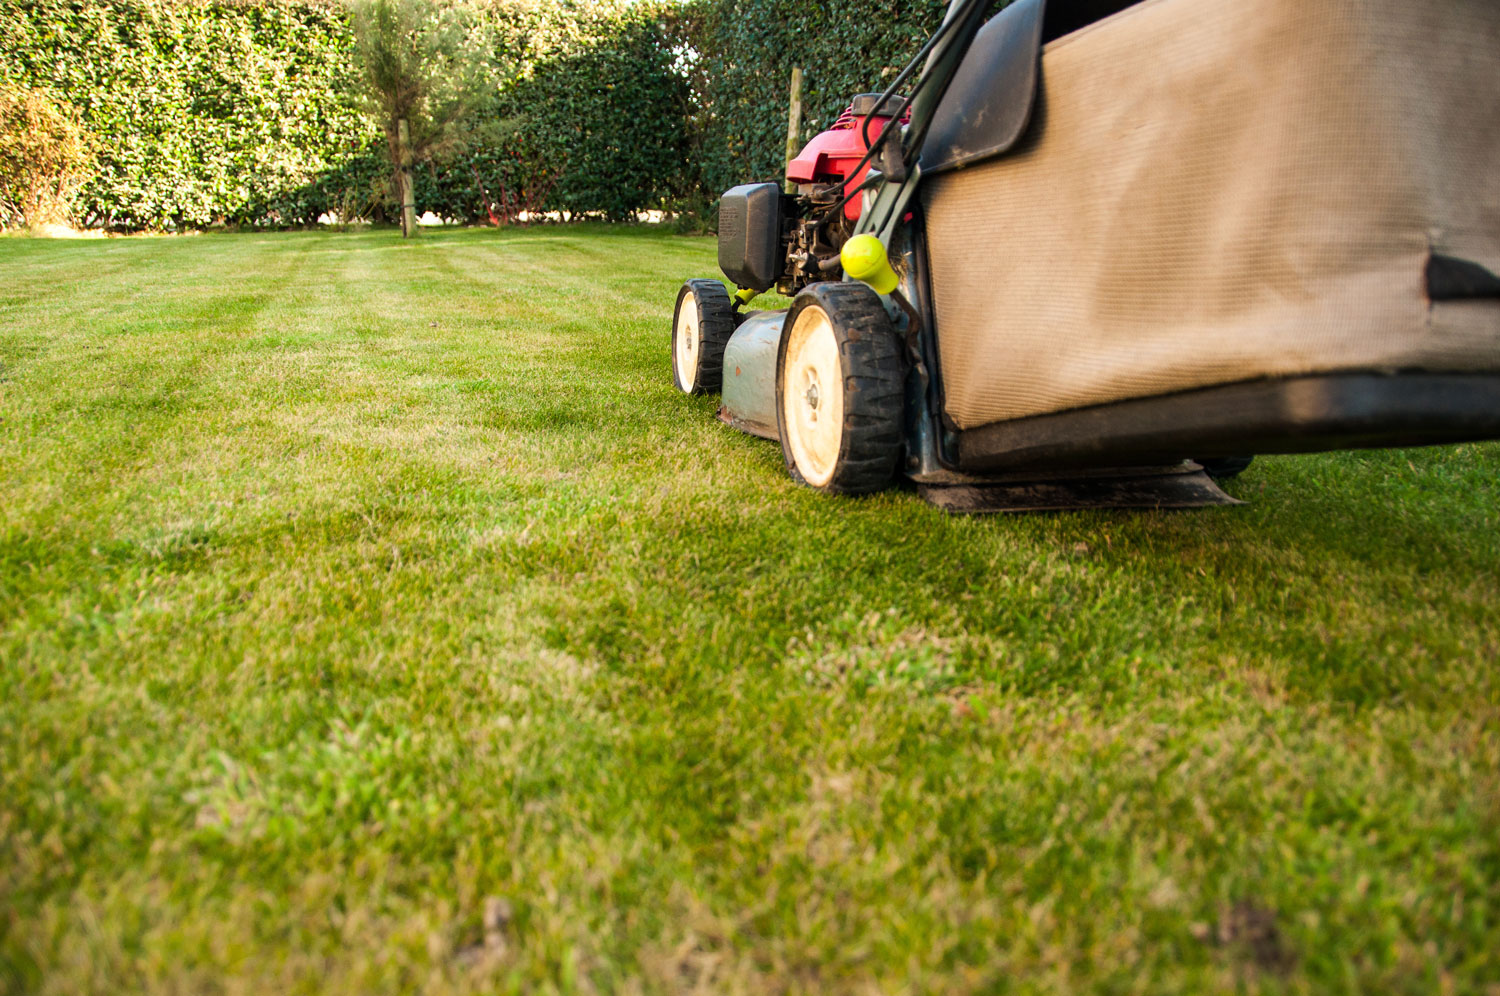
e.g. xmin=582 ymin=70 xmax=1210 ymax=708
xmin=716 ymin=405 xmax=777 ymax=441
xmin=916 ymin=464 xmax=1241 ymax=514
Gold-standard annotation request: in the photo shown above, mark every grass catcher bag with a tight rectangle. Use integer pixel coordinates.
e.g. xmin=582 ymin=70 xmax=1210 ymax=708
xmin=922 ymin=0 xmax=1500 ymax=429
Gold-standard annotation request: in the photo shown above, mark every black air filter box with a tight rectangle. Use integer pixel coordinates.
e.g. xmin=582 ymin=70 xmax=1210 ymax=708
xmin=718 ymin=183 xmax=782 ymax=292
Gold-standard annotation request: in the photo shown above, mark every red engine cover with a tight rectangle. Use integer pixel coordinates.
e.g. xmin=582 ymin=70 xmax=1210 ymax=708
xmin=786 ymin=101 xmax=905 ymax=221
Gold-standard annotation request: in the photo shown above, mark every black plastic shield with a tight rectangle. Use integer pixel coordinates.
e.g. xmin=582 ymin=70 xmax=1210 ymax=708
xmin=717 ymin=183 xmax=782 ymax=293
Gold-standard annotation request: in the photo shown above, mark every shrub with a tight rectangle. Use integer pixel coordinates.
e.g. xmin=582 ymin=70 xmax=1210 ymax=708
xmin=0 ymin=87 xmax=95 ymax=228
xmin=350 ymin=0 xmax=496 ymax=235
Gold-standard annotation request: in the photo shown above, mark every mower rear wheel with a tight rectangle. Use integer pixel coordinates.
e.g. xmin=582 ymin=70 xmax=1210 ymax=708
xmin=776 ymin=282 xmax=906 ymax=494
xmin=672 ymin=279 xmax=735 ymax=395
xmin=1198 ymin=456 xmax=1255 ymax=479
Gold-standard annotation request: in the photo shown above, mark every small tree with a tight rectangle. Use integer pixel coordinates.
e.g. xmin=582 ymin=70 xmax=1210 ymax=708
xmin=348 ymin=0 xmax=490 ymax=237
xmin=0 ymin=88 xmax=95 ymax=230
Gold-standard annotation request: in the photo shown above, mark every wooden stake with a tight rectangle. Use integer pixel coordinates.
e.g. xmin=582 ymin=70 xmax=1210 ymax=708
xmin=783 ymin=67 xmax=803 ymax=194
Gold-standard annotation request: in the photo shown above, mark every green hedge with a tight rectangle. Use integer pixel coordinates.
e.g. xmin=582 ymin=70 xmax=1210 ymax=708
xmin=451 ymin=4 xmax=691 ymax=223
xmin=0 ymin=0 xmax=369 ymax=229
xmin=0 ymin=0 xmax=689 ymax=230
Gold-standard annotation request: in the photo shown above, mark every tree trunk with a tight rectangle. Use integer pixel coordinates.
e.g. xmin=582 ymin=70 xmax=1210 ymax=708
xmin=398 ymin=118 xmax=416 ymax=238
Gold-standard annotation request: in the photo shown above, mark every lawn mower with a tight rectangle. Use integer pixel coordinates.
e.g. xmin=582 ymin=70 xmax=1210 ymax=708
xmin=670 ymin=0 xmax=1500 ymax=511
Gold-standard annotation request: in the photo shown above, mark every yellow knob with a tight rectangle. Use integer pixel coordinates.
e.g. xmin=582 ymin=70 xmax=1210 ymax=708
xmin=840 ymin=234 xmax=899 ymax=295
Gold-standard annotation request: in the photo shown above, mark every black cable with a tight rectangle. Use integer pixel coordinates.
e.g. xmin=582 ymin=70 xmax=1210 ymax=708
xmin=811 ymin=63 xmax=935 ymax=239
xmin=810 ymin=0 xmax=991 ymax=245
xmin=812 ymin=27 xmax=959 ymax=239
xmin=854 ymin=0 xmax=988 ymax=186
xmin=858 ymin=12 xmax=955 ymax=150
xmin=857 ymin=0 xmax=980 ymax=154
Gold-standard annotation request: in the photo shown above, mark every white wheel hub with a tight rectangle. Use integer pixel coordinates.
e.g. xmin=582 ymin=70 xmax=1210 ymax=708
xmin=674 ymin=298 xmax=700 ymax=392
xmin=781 ymin=306 xmax=845 ymax=487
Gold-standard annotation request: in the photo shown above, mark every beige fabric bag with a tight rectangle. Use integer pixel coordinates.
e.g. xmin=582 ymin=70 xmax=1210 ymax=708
xmin=922 ymin=0 xmax=1500 ymax=429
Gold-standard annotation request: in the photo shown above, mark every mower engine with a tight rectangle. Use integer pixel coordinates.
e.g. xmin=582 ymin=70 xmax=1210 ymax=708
xmin=719 ymin=94 xmax=907 ymax=298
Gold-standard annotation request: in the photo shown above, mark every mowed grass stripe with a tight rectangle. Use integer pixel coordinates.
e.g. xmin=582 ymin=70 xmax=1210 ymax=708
xmin=0 ymin=226 xmax=1496 ymax=995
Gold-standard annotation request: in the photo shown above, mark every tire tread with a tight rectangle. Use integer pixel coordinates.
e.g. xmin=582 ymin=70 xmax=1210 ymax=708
xmin=676 ymin=279 xmax=735 ymax=394
xmin=777 ymin=281 xmax=907 ymax=495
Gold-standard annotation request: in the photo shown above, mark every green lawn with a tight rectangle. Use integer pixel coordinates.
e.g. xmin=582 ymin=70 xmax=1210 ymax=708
xmin=1 ymin=225 xmax=1497 ymax=995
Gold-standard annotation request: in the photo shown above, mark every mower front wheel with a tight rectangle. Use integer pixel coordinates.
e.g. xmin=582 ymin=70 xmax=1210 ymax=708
xmin=776 ymin=282 xmax=906 ymax=494
xmin=672 ymin=279 xmax=735 ymax=395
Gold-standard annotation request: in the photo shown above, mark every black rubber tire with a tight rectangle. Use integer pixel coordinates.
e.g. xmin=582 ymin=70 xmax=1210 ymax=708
xmin=775 ymin=282 xmax=906 ymax=494
xmin=671 ymin=279 xmax=735 ymax=395
xmin=1198 ymin=456 xmax=1255 ymax=479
